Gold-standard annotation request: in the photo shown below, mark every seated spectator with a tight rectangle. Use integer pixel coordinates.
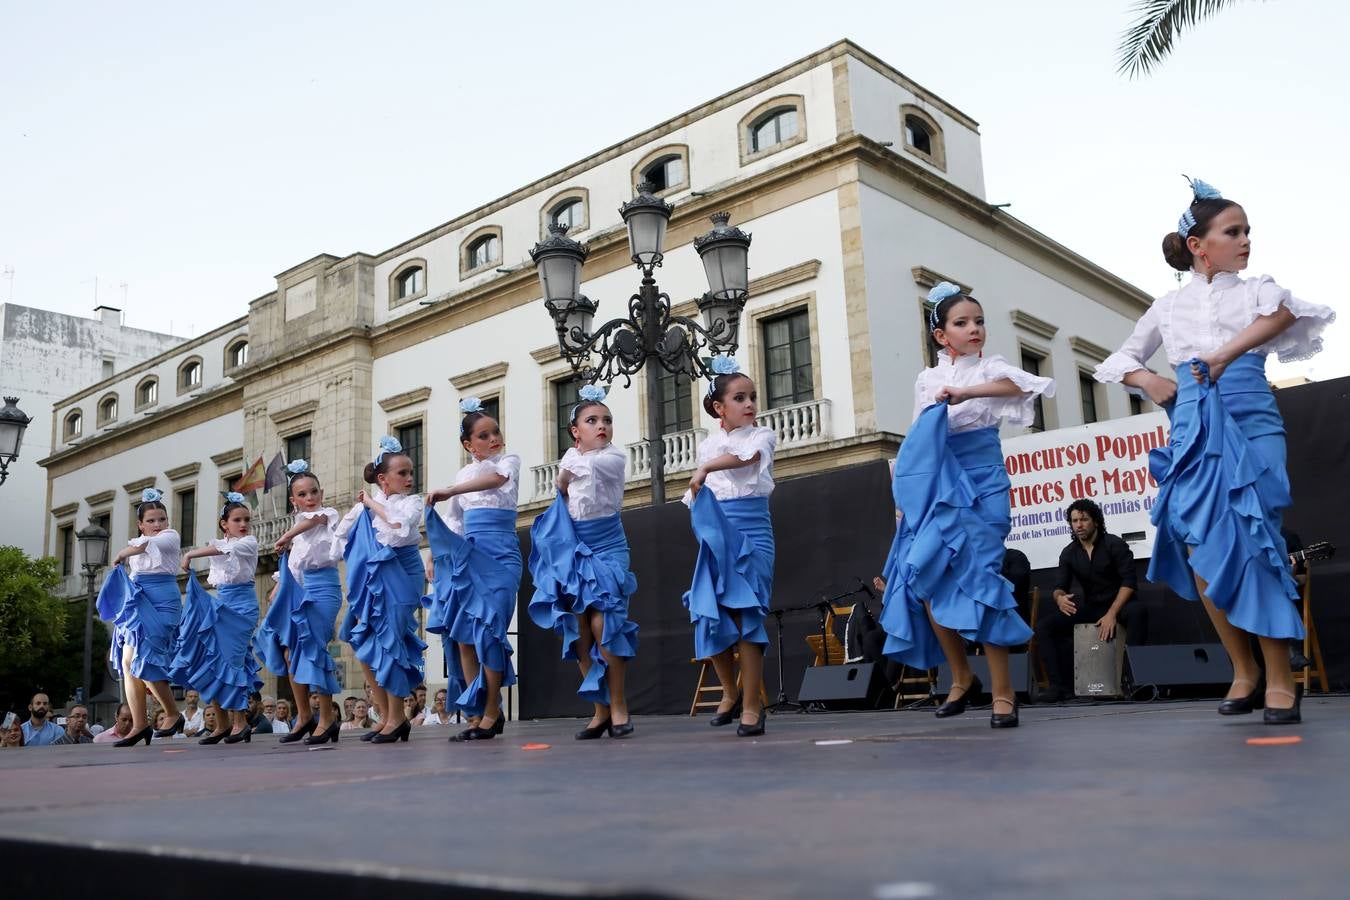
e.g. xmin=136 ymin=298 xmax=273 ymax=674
xmin=363 ymin=682 xmax=382 ymax=724
xmin=20 ymin=693 xmax=67 ymax=746
xmin=3 ymin=715 xmax=25 ymax=748
xmin=273 ymin=699 xmax=292 ymax=734
xmin=202 ymin=705 xmax=219 ymax=736
xmin=342 ymin=696 xmax=357 ymax=722
xmin=308 ymin=693 xmax=322 ymax=722
xmin=62 ymin=705 xmax=95 ymax=744
xmin=330 ymin=701 xmax=342 ymax=723
xmin=404 ymin=694 xmax=424 ymax=727
xmin=261 ymin=695 xmax=278 ymax=727
xmin=414 ymin=684 xmax=427 ymax=714
xmin=422 ymin=689 xmax=451 ymax=726
xmin=246 ymin=692 xmax=274 ymax=735
xmin=182 ymin=689 xmax=205 ymax=737
xmin=340 ymin=700 xmax=373 ymax=731
xmin=94 ymin=704 xmax=136 ymax=743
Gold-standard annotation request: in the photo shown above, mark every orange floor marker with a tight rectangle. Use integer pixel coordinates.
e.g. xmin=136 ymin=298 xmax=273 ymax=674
xmin=1246 ymin=735 xmax=1302 ymax=746
xmin=521 ymin=742 xmax=551 ymax=751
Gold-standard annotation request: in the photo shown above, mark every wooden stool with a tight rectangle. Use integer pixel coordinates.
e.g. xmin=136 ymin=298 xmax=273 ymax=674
xmin=689 ymin=651 xmax=769 ymax=716
xmin=1295 ymin=563 xmax=1330 ymax=694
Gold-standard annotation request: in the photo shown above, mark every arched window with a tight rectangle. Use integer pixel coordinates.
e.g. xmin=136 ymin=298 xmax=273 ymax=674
xmin=396 ymin=266 xmax=424 ymax=299
xmin=226 ymin=339 xmax=249 ymax=370
xmin=135 ymin=376 xmax=158 ymax=410
xmin=64 ymin=410 xmax=83 ymax=440
xmin=630 ymin=145 xmax=690 ymax=197
xmin=178 ymin=357 xmax=203 ymax=393
xmin=899 ymin=105 xmax=946 ymax=170
xmin=750 ymin=107 xmax=798 ymax=153
xmin=460 ymin=226 xmax=504 ymax=277
xmin=549 ymin=199 xmax=583 ymax=230
xmin=738 ymin=96 xmax=806 ymax=165
xmin=540 ymin=188 xmax=590 ymax=238
xmin=97 ymin=394 xmax=118 ymax=427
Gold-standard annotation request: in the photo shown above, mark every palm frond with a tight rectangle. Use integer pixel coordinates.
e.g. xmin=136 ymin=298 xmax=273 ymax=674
xmin=1117 ymin=0 xmax=1256 ymax=79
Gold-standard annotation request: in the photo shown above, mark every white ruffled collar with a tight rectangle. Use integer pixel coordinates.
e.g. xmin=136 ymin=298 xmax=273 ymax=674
xmin=936 ymin=350 xmax=982 ymax=369
xmin=1188 ymin=270 xmax=1242 ymax=289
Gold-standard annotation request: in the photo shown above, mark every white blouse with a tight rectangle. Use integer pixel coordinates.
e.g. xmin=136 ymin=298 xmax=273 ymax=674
xmin=912 ymin=352 xmax=1056 ymax=433
xmin=207 ymin=535 xmax=259 ymax=587
xmin=127 ymin=529 xmax=181 ymax=576
xmin=443 ymin=453 xmax=521 ymax=535
xmin=681 ymin=425 xmax=777 ymax=506
xmin=285 ymin=507 xmax=342 ymax=578
xmin=338 ymin=490 xmax=425 ymax=548
xmin=559 ymin=444 xmax=628 ymax=521
xmin=1096 ymin=272 xmax=1335 ymax=385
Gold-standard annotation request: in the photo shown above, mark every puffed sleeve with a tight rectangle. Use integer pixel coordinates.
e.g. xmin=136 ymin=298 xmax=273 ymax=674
xmin=212 ymin=535 xmax=258 ymax=560
xmin=381 ymin=494 xmax=425 ymax=542
xmin=1095 ymin=304 xmax=1163 ymax=388
xmin=1247 ymin=275 xmax=1336 ymax=364
xmin=335 ymin=503 xmax=363 ymax=542
xmin=979 ymin=355 xmax=1056 ymax=427
xmin=732 ymin=426 xmax=777 ymax=486
xmin=912 ymin=369 xmax=936 ymax=424
xmin=442 ymin=496 xmax=465 ymax=536
xmin=488 ymin=454 xmax=520 ymax=485
xmin=592 ymin=444 xmax=628 ymax=483
xmin=557 ymin=447 xmax=588 ymax=478
xmin=130 ymin=529 xmax=180 ymax=570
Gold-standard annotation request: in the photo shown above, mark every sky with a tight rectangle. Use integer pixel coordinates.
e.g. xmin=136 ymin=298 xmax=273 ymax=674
xmin=2 ymin=0 xmax=1344 ymax=382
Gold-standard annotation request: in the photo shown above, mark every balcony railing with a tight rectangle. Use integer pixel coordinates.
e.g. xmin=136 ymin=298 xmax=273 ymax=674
xmin=531 ymin=462 xmax=561 ymax=501
xmin=627 ymin=428 xmax=707 ymax=481
xmin=760 ymin=398 xmax=832 ymax=449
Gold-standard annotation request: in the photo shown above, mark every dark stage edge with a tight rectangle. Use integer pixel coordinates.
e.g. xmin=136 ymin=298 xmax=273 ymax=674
xmin=4 ymin=699 xmax=1350 ymax=900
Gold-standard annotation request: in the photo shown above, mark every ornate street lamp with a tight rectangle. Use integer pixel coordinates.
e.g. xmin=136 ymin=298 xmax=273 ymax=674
xmin=531 ymin=184 xmax=752 ymax=504
xmin=0 ymin=397 xmax=32 ymax=486
xmin=77 ymin=524 xmax=110 ymax=708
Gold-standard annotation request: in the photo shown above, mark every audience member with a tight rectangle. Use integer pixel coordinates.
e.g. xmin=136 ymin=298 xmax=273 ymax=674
xmin=342 ymin=696 xmax=357 ymax=722
xmin=363 ymin=682 xmax=382 ymax=724
xmin=20 ymin=693 xmax=67 ymax=746
xmin=422 ymin=689 xmax=451 ymax=725
xmin=62 ymin=705 xmax=95 ymax=744
xmin=93 ymin=704 xmax=135 ymax=743
xmin=3 ymin=714 xmax=25 ymax=747
xmin=182 ymin=689 xmax=205 ymax=737
xmin=340 ymin=700 xmax=373 ymax=731
xmin=404 ymin=695 xmax=423 ymax=727
xmin=202 ymin=706 xmax=219 ymax=735
xmin=246 ymin=692 xmax=274 ymax=735
xmin=274 ymin=699 xmax=292 ymax=734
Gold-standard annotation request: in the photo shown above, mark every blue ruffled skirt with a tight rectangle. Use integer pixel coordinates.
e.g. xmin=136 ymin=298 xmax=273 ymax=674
xmin=1148 ymin=355 xmax=1302 ymax=639
xmin=97 ymin=570 xmax=182 ymax=683
xmin=423 ymin=506 xmax=519 ymax=716
xmin=527 ymin=495 xmax=640 ymax=704
xmin=682 ymin=493 xmax=774 ymax=660
xmin=339 ymin=510 xmax=427 ymax=698
xmin=879 ymin=406 xmax=1033 ymax=669
xmin=170 ymin=580 xmax=262 ymax=710
xmin=257 ymin=559 xmax=342 ymax=695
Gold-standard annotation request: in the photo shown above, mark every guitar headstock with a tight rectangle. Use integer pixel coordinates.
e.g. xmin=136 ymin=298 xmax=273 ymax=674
xmin=1296 ymin=541 xmax=1335 ymax=564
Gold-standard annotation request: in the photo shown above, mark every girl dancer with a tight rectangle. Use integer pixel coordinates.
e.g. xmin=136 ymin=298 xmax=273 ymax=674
xmin=175 ymin=494 xmax=262 ymax=744
xmin=97 ymin=488 xmax=185 ymax=746
xmin=1095 ymin=178 xmax=1334 ymax=724
xmin=878 ymin=283 xmax=1053 ymax=728
xmin=425 ymin=397 xmax=521 ymax=742
xmin=682 ymin=357 xmax=776 ymax=738
xmin=259 ymin=459 xmax=344 ymax=745
xmin=338 ymin=437 xmax=427 ymax=743
xmin=528 ymin=384 xmax=639 ymax=740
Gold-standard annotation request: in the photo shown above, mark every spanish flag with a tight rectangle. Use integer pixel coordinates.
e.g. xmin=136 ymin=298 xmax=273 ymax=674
xmin=233 ymin=456 xmax=267 ymax=494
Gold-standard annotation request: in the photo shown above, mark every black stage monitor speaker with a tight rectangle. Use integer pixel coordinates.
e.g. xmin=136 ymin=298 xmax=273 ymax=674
xmin=798 ymin=663 xmax=891 ymax=710
xmin=936 ymin=653 xmax=1032 ymax=696
xmin=1126 ymin=643 xmax=1234 ymax=687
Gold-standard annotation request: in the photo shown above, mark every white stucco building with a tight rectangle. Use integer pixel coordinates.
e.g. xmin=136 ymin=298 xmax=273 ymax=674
xmin=1 ymin=303 xmax=181 ymax=556
xmin=40 ymin=41 xmax=1159 ymax=705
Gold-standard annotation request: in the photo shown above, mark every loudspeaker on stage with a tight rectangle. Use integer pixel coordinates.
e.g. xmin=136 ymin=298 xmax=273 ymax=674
xmin=797 ymin=662 xmax=892 ymax=710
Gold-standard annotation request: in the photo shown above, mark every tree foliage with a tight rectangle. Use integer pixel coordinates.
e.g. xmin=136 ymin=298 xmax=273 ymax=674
xmin=1117 ymin=0 xmax=1258 ymax=78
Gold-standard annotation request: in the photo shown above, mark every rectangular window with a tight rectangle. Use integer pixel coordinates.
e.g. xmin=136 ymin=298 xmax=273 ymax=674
xmin=1079 ymin=372 xmax=1099 ymax=424
xmin=58 ymin=524 xmax=75 ymax=577
xmin=553 ymin=378 xmax=578 ymax=457
xmin=395 ymin=421 xmax=424 ymax=494
xmin=285 ymin=432 xmax=312 ymax=513
xmin=91 ymin=512 xmax=111 ymax=549
xmin=762 ymin=309 xmax=814 ymax=410
xmin=1129 ymin=393 xmax=1144 ymax=416
xmin=1021 ymin=349 xmax=1046 ymax=433
xmin=656 ymin=367 xmax=693 ymax=435
xmin=176 ymin=488 xmax=196 ymax=547
xmin=920 ymin=301 xmax=938 ymax=367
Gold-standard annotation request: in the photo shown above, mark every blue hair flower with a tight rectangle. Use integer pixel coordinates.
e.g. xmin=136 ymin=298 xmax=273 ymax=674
xmin=223 ymin=491 xmax=245 ymax=505
xmin=927 ymin=281 xmax=963 ymax=305
xmin=710 ymin=355 xmax=740 ymax=376
xmin=578 ymin=384 xmax=607 ymax=403
xmin=285 ymin=459 xmax=310 ymax=475
xmin=373 ymin=435 xmax=402 ymax=467
xmin=459 ymin=396 xmax=483 ymax=414
xmin=1186 ymin=176 xmax=1223 ymax=201
xmin=140 ymin=488 xmax=163 ymax=504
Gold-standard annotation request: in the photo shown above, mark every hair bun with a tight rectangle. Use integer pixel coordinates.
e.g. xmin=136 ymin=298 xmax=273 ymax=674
xmin=1161 ymin=231 xmax=1193 ymax=272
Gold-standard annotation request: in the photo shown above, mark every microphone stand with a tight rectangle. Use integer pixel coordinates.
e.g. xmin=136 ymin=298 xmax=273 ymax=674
xmin=768 ymin=584 xmax=872 ymax=713
xmin=767 ymin=607 xmax=805 ymax=713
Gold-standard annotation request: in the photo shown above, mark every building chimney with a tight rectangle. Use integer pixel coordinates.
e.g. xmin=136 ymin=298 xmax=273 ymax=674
xmin=94 ymin=305 xmax=122 ymax=327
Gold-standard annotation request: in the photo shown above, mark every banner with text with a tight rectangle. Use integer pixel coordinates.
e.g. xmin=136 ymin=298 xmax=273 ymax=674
xmin=1001 ymin=411 xmax=1170 ymax=569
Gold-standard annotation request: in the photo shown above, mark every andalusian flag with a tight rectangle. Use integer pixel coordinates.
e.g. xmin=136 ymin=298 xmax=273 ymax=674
xmin=234 ymin=456 xmax=267 ymax=494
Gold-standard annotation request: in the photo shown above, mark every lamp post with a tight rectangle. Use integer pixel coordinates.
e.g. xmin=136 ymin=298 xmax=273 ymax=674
xmin=0 ymin=397 xmax=32 ymax=486
xmin=77 ymin=524 xmax=109 ymax=707
xmin=530 ymin=184 xmax=751 ymax=504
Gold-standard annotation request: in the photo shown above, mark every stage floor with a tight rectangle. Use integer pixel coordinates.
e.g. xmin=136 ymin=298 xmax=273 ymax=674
xmin=4 ymin=697 xmax=1349 ymax=899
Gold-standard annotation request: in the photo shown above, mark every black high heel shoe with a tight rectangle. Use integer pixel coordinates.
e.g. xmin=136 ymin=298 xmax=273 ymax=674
xmin=1218 ymin=677 xmax=1265 ymax=715
xmin=359 ymin=729 xmax=380 ymax=742
xmin=736 ymin=710 xmax=766 ymax=738
xmin=152 ymin=714 xmax=185 ymax=738
xmin=370 ymin=720 xmax=411 ymax=744
xmin=114 ymin=724 xmax=154 ymax=747
xmin=990 ymin=697 xmax=1020 ymax=729
xmin=709 ymin=699 xmax=742 ymax=727
xmin=493 ymin=715 xmax=505 ymax=735
xmin=1263 ymin=684 xmax=1303 ymax=725
xmin=608 ymin=718 xmax=635 ymax=739
xmin=222 ymin=726 xmax=252 ymax=744
xmin=198 ymin=730 xmax=229 ymax=745
xmin=279 ymin=718 xmax=318 ymax=744
xmin=935 ymin=676 xmax=982 ymax=719
xmin=304 ymin=722 xmax=341 ymax=745
xmin=450 ymin=717 xmax=499 ymax=742
xmin=575 ymin=716 xmax=611 ymax=740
